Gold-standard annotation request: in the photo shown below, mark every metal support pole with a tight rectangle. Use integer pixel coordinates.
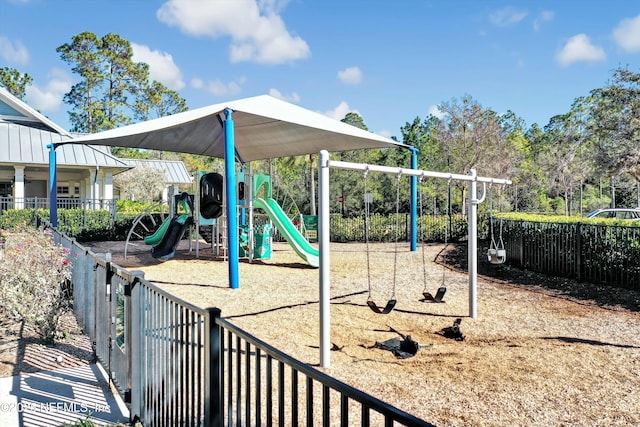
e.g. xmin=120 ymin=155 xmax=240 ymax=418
xmin=409 ymin=147 xmax=418 ymax=252
xmin=468 ymin=169 xmax=478 ymax=318
xmin=48 ymin=144 xmax=58 ymax=227
xmin=224 ymin=109 xmax=239 ymax=289
xmin=318 ymin=150 xmax=331 ymax=368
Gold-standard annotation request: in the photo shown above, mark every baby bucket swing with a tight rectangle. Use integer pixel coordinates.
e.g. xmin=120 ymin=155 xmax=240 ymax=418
xmin=418 ymin=175 xmax=447 ymax=303
xmin=363 ymin=169 xmax=399 ymax=315
xmin=487 ymin=184 xmax=507 ymax=264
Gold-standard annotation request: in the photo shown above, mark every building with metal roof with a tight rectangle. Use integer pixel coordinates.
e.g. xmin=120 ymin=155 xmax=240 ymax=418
xmin=0 ymin=86 xmax=191 ymax=210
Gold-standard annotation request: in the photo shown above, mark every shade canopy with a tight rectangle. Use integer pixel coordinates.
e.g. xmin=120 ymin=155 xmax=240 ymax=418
xmin=64 ymin=94 xmax=407 ymax=162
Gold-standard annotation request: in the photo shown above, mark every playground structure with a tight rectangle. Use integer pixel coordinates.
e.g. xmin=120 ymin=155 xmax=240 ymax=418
xmin=194 ymin=169 xmax=316 ymax=266
xmin=124 ymin=166 xmax=318 ymax=268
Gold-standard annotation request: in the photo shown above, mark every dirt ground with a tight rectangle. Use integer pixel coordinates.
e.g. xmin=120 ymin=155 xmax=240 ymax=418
xmin=0 ymin=310 xmax=95 ymax=378
xmin=82 ymin=238 xmax=640 ymax=427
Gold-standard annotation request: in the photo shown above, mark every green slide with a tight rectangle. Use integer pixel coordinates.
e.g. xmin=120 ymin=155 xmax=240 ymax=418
xmin=145 ymin=197 xmax=192 ymax=247
xmin=144 ymin=216 xmax=172 ymax=246
xmin=254 ymin=197 xmax=319 ymax=267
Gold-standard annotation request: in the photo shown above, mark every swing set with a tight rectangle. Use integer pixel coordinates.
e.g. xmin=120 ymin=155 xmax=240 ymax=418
xmin=318 ymin=150 xmax=511 ymax=367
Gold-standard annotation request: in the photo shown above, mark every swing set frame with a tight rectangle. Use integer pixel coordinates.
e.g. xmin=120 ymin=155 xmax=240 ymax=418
xmin=318 ymin=150 xmax=511 ymax=367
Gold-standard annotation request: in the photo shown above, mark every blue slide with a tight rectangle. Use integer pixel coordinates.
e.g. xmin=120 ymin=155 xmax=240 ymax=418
xmin=254 ymin=197 xmax=319 ymax=267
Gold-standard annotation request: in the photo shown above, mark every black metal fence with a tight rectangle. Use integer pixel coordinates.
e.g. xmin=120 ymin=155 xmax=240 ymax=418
xmin=53 ymin=227 xmax=435 ymax=426
xmin=259 ymin=212 xmax=470 ymax=244
xmin=500 ymin=219 xmax=640 ymax=290
xmin=214 ymin=317 xmax=434 ymax=427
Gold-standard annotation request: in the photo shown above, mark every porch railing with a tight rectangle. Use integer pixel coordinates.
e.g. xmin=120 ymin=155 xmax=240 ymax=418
xmin=0 ymin=196 xmax=116 ymax=213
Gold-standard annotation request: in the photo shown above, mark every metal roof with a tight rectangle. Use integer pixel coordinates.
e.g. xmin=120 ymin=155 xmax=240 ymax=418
xmin=122 ymin=159 xmax=193 ymax=184
xmin=0 ymin=87 xmax=71 ymax=136
xmin=0 ymin=88 xmax=193 ymax=180
xmin=0 ymin=122 xmax=130 ymax=168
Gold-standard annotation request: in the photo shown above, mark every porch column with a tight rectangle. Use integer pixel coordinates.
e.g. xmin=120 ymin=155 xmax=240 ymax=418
xmin=13 ymin=166 xmax=25 ymax=209
xmin=162 ymin=186 xmax=169 ymax=205
xmin=90 ymin=169 xmax=100 ymax=210
xmin=83 ymin=177 xmax=91 ymax=209
xmin=103 ymin=171 xmax=113 ymax=209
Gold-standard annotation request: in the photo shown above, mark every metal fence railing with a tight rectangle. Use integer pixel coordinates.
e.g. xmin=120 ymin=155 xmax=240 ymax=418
xmin=52 ymin=226 xmax=435 ymax=426
xmin=500 ymin=219 xmax=640 ymax=290
xmin=0 ymin=196 xmax=116 ymax=213
xmin=214 ymin=316 xmax=433 ymax=427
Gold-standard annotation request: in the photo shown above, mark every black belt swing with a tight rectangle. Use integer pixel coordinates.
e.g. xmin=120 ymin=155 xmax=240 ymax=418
xmin=364 ymin=170 xmax=399 ymax=315
xmin=418 ymin=175 xmax=447 ymax=303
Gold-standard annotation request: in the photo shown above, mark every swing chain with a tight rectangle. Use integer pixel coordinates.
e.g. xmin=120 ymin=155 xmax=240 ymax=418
xmin=418 ymin=176 xmax=428 ymax=292
xmin=392 ymin=172 xmax=401 ymax=299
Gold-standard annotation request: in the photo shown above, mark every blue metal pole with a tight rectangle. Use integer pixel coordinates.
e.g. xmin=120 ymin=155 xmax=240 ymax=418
xmin=409 ymin=147 xmax=418 ymax=251
xmin=47 ymin=144 xmax=58 ymax=228
xmin=224 ymin=109 xmax=240 ymax=289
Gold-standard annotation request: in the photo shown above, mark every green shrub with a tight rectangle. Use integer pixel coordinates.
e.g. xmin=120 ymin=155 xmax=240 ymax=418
xmin=0 ymin=223 xmax=72 ymax=343
xmin=116 ymin=199 xmax=167 ymax=215
xmin=0 ymin=208 xmax=37 ymax=228
xmin=495 ymin=211 xmax=640 ymax=227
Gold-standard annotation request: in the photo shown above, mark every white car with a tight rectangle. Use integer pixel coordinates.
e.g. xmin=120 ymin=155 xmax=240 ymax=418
xmin=585 ymin=208 xmax=640 ymax=220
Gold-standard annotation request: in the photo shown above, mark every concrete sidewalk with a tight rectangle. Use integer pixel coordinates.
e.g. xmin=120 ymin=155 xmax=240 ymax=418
xmin=0 ymin=363 xmax=129 ymax=426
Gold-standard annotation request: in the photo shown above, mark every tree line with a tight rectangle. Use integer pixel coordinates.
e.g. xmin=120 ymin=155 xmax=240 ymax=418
xmin=2 ymin=31 xmax=639 ymax=217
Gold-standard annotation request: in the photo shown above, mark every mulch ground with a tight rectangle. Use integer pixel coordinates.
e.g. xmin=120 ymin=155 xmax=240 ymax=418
xmin=2 ymin=238 xmax=640 ymax=426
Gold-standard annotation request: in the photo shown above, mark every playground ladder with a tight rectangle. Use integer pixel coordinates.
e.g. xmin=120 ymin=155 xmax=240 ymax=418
xmin=215 ymin=213 xmax=228 ymax=260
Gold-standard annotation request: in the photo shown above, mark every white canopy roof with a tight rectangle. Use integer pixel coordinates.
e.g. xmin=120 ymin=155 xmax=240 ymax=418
xmin=64 ymin=94 xmax=407 ymax=162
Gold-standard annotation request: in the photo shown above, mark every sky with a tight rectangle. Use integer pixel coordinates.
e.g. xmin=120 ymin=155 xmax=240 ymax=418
xmin=1 ymin=0 xmax=640 ymax=140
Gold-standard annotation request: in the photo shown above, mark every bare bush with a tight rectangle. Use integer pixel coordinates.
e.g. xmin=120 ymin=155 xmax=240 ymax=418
xmin=0 ymin=224 xmax=72 ymax=343
xmin=114 ymin=164 xmax=166 ymax=203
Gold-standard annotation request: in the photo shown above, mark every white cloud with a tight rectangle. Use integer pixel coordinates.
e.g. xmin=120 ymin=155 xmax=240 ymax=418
xmin=489 ymin=7 xmax=528 ymax=27
xmin=0 ymin=36 xmax=29 ymax=65
xmin=268 ymin=88 xmax=300 ymax=103
xmin=190 ymin=77 xmax=204 ymax=89
xmin=337 ymin=66 xmax=362 ymax=85
xmin=428 ymin=105 xmax=445 ymax=119
xmin=556 ymin=34 xmax=606 ymax=66
xmin=131 ymin=43 xmax=185 ymax=90
xmin=377 ymin=129 xmax=393 ymax=138
xmin=321 ymin=101 xmax=355 ymax=121
xmin=257 ymin=0 xmax=290 ymax=14
xmin=612 ymin=14 xmax=640 ymax=53
xmin=24 ymin=68 xmax=72 ymax=113
xmin=204 ymin=77 xmax=246 ymax=97
xmin=156 ymin=0 xmax=310 ymax=65
xmin=533 ymin=10 xmax=554 ymax=31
